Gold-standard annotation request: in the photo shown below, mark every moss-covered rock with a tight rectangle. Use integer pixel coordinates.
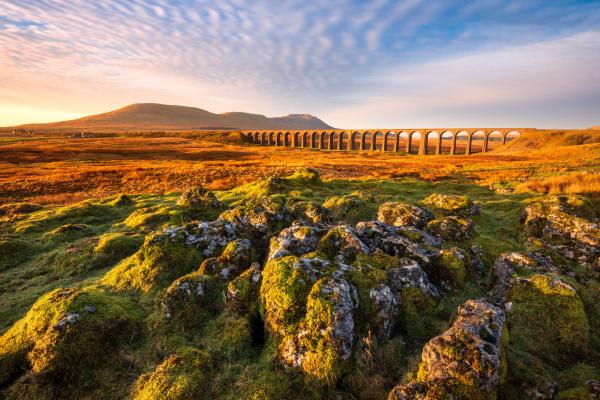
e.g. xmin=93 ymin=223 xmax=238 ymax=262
xmin=108 ymin=194 xmax=134 ymax=207
xmin=422 ymin=193 xmax=479 ymax=217
xmin=132 ymin=347 xmax=214 ymax=400
xmin=322 ymin=192 xmax=375 ymax=223
xmin=177 ymin=186 xmax=221 ymax=209
xmin=426 ymin=216 xmax=475 ymax=241
xmin=102 ymin=233 xmax=202 ymax=292
xmin=426 ymin=247 xmax=470 ymax=289
xmin=316 ymin=225 xmax=369 ymax=263
xmin=289 ymin=200 xmax=330 ymax=224
xmin=0 ymin=286 xmax=142 ymax=386
xmin=226 ymin=263 xmax=262 ymax=316
xmin=520 ymin=196 xmax=599 ymax=269
xmin=389 ymin=299 xmax=506 ymax=400
xmin=260 ymin=256 xmax=313 ymax=336
xmin=158 ymin=272 xmax=222 ymax=331
xmin=377 ymin=202 xmax=433 ymax=228
xmin=268 ymin=224 xmax=325 ymax=260
xmin=0 ymin=202 xmax=42 ymax=218
xmin=198 ymin=238 xmax=256 ymax=280
xmin=505 ymin=274 xmax=588 ymax=364
xmin=93 ymin=232 xmax=143 ymax=268
xmin=285 ymin=167 xmax=321 ymax=185
xmin=279 ymin=278 xmax=357 ymax=385
xmin=123 ymin=205 xmax=178 ymax=230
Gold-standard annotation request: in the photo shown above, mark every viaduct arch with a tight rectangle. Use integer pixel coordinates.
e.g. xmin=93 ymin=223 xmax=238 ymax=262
xmin=243 ymin=128 xmax=524 ymax=155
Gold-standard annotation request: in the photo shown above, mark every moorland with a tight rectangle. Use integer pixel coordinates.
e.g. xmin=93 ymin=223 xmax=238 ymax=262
xmin=0 ymin=128 xmax=599 ymax=399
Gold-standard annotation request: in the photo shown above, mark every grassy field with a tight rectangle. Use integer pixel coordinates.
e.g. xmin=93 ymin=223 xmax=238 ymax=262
xmin=1 ymin=129 xmax=598 ymax=205
xmin=0 ymin=129 xmax=599 ymax=399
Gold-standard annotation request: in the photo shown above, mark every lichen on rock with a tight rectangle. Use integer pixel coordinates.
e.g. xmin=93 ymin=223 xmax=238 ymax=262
xmin=377 ymin=202 xmax=434 ymax=229
xmin=422 ymin=193 xmax=479 ymax=217
xmin=426 ymin=215 xmax=475 ymax=241
xmin=389 ymin=299 xmax=506 ymax=400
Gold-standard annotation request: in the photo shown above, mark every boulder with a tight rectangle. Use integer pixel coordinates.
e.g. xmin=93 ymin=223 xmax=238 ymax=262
xmin=520 ymin=196 xmax=599 ymax=269
xmin=289 ymin=200 xmax=330 ymax=224
xmin=316 ymin=225 xmax=369 ymax=263
xmin=377 ymin=202 xmax=434 ymax=229
xmin=504 ymin=274 xmax=588 ymax=363
xmin=427 ymin=247 xmax=470 ymax=289
xmin=225 ymin=263 xmax=262 ymax=315
xmin=268 ymin=224 xmax=325 ymax=260
xmin=160 ymin=273 xmax=221 ymax=329
xmin=369 ymin=284 xmax=399 ymax=340
xmin=322 ymin=192 xmax=373 ymax=223
xmin=160 ymin=219 xmax=237 ymax=257
xmin=279 ymin=278 xmax=357 ymax=384
xmin=355 ymin=221 xmax=436 ymax=265
xmin=422 ymin=193 xmax=479 ymax=217
xmin=490 ymin=252 xmax=538 ymax=301
xmin=389 ymin=299 xmax=506 ymax=400
xmin=198 ymin=238 xmax=256 ymax=280
xmin=387 ymin=260 xmax=440 ymax=301
xmin=177 ymin=186 xmax=221 ymax=209
xmin=426 ymin=216 xmax=475 ymax=241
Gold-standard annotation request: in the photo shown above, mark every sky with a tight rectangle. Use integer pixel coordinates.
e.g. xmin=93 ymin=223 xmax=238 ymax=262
xmin=1 ymin=0 xmax=599 ymax=128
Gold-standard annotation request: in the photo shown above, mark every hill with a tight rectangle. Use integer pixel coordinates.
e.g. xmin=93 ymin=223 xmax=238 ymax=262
xmin=502 ymin=129 xmax=600 ymax=151
xmin=4 ymin=103 xmax=334 ymax=131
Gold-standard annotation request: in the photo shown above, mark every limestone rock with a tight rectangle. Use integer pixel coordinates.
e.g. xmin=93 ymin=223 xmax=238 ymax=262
xmin=520 ymin=196 xmax=599 ymax=269
xmin=177 ymin=186 xmax=221 ymax=209
xmin=268 ymin=223 xmax=325 ymax=260
xmin=279 ymin=278 xmax=356 ymax=383
xmin=198 ymin=238 xmax=256 ymax=280
xmin=317 ymin=225 xmax=369 ymax=263
xmin=225 ymin=262 xmax=262 ymax=315
xmin=387 ymin=260 xmax=440 ymax=300
xmin=389 ymin=299 xmax=506 ymax=400
xmin=369 ymin=284 xmax=399 ymax=340
xmin=422 ymin=193 xmax=479 ymax=217
xmin=426 ymin=216 xmax=475 ymax=241
xmin=377 ymin=202 xmax=434 ymax=229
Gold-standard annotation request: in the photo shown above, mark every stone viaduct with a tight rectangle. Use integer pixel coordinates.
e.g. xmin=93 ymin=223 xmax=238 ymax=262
xmin=242 ymin=128 xmax=527 ymax=155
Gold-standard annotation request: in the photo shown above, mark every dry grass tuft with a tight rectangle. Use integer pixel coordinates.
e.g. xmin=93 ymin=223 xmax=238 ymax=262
xmin=516 ymin=172 xmax=600 ymax=196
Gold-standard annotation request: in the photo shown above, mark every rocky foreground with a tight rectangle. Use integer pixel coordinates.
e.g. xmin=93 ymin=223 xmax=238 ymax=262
xmin=0 ymin=168 xmax=599 ymax=399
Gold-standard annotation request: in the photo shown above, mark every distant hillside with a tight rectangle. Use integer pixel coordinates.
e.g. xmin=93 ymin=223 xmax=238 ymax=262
xmin=501 ymin=129 xmax=600 ymax=151
xmin=5 ymin=103 xmax=334 ymax=131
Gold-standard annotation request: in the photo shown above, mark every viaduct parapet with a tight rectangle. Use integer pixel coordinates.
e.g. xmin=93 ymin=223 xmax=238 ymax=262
xmin=242 ymin=128 xmax=530 ymax=155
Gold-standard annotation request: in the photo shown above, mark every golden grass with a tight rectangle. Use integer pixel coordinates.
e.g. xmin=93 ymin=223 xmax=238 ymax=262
xmin=0 ymin=132 xmax=599 ymax=204
xmin=516 ymin=172 xmax=600 ymax=197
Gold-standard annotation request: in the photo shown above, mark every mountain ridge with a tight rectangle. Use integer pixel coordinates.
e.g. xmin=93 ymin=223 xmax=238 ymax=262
xmin=4 ymin=103 xmax=335 ymax=131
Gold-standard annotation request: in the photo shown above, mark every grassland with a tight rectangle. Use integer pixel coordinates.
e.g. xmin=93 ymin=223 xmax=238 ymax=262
xmin=0 ymin=129 xmax=599 ymax=399
xmin=1 ymin=129 xmax=598 ymax=205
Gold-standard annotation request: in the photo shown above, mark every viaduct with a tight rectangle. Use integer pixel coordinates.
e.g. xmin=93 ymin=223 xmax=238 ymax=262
xmin=242 ymin=128 xmax=529 ymax=155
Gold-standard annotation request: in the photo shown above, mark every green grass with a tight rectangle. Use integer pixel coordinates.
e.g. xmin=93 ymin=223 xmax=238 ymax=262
xmin=3 ymin=173 xmax=597 ymax=400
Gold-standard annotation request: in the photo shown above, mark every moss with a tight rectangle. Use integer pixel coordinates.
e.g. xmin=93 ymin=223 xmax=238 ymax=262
xmin=285 ymin=167 xmax=322 ymax=185
xmin=505 ymin=274 xmax=588 ymax=365
xmin=155 ymin=272 xmax=223 ymax=333
xmin=422 ymin=193 xmax=475 ymax=217
xmin=107 ymin=194 xmax=135 ymax=207
xmin=102 ymin=234 xmax=202 ymax=292
xmin=14 ymin=201 xmax=118 ymax=234
xmin=201 ymin=312 xmax=254 ymax=361
xmin=123 ymin=205 xmax=179 ymax=230
xmin=0 ymin=286 xmax=142 ymax=386
xmin=41 ymin=223 xmax=92 ymax=243
xmin=0 ymin=238 xmax=34 ymax=271
xmin=93 ymin=232 xmax=143 ymax=268
xmin=260 ymin=256 xmax=311 ymax=336
xmin=0 ymin=202 xmax=42 ymax=218
xmin=426 ymin=247 xmax=469 ymax=288
xmin=322 ymin=192 xmax=375 ymax=223
xmin=132 ymin=347 xmax=214 ymax=400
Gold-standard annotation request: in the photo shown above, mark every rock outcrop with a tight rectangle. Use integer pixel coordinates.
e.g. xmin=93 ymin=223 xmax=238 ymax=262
xmin=389 ymin=299 xmax=506 ymax=400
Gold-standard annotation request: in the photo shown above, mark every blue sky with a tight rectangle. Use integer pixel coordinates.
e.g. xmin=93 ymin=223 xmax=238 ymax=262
xmin=1 ymin=0 xmax=599 ymax=128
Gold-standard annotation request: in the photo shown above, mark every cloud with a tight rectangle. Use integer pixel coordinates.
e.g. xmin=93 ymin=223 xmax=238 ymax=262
xmin=0 ymin=0 xmax=599 ymax=126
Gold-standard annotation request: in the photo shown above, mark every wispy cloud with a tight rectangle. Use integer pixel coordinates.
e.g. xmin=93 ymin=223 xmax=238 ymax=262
xmin=0 ymin=0 xmax=599 ymax=126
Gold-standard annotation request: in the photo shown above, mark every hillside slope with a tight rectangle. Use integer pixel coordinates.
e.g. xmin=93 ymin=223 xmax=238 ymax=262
xmin=6 ymin=103 xmax=334 ymax=131
xmin=501 ymin=129 xmax=600 ymax=151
